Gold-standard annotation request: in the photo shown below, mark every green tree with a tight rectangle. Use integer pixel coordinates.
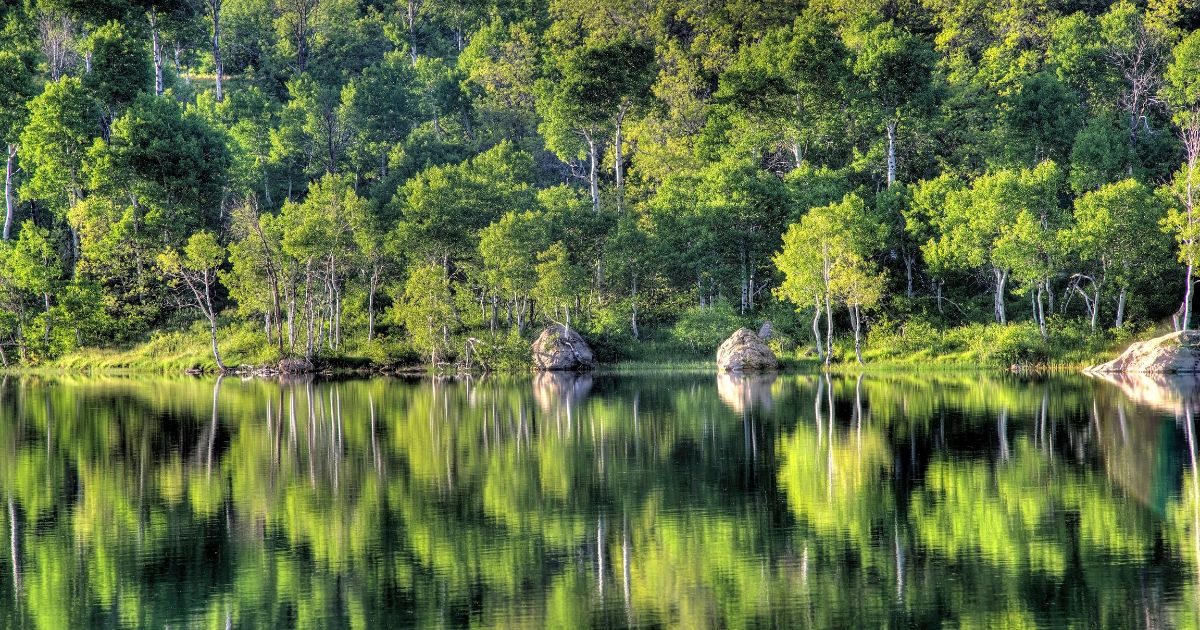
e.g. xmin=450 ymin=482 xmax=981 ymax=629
xmin=851 ymin=21 xmax=935 ymax=187
xmin=713 ymin=13 xmax=849 ymax=170
xmin=537 ymin=34 xmax=656 ymax=211
xmin=80 ymin=20 xmax=153 ymax=125
xmin=907 ymin=173 xmax=964 ymax=314
xmin=397 ymin=262 xmax=454 ymax=366
xmin=1069 ymin=179 xmax=1169 ymax=329
xmin=7 ymin=220 xmax=63 ymax=354
xmin=394 ymin=141 xmax=535 ymax=267
xmin=0 ymin=50 xmax=34 ymax=241
xmin=1162 ymin=28 xmax=1200 ymax=330
xmin=278 ymin=173 xmax=369 ymax=358
xmin=478 ymin=210 xmax=550 ymax=333
xmin=157 ymin=231 xmax=227 ymax=370
xmin=923 ymin=161 xmax=1062 ymax=326
xmin=533 ymin=242 xmax=586 ymax=334
xmin=341 ymin=51 xmax=420 ymax=183
xmin=1069 ymin=113 xmax=1129 ymax=194
xmin=605 ymin=213 xmax=656 ymax=339
xmin=18 ymin=78 xmax=99 ymax=227
xmin=774 ymin=193 xmax=886 ymax=364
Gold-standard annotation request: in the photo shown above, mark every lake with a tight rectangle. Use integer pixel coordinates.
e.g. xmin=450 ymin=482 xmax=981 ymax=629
xmin=0 ymin=371 xmax=1198 ymax=628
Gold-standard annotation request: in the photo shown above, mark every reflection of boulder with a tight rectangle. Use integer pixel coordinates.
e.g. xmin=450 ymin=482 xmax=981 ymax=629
xmin=1087 ymin=371 xmax=1200 ymax=415
xmin=1086 ymin=331 xmax=1200 ymax=373
xmin=531 ymin=325 xmax=595 ymax=371
xmin=1088 ymin=374 xmax=1187 ymax=515
xmin=716 ymin=328 xmax=778 ymax=372
xmin=717 ymin=372 xmax=777 ymax=414
xmin=533 ymin=371 xmax=594 ymax=412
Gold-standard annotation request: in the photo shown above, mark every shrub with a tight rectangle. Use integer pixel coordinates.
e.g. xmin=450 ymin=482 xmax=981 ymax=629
xmin=671 ymin=300 xmax=744 ymax=354
xmin=467 ymin=329 xmax=530 ymax=371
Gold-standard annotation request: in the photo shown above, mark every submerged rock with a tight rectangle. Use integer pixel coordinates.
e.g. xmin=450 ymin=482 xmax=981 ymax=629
xmin=716 ymin=328 xmax=778 ymax=372
xmin=531 ymin=325 xmax=595 ymax=371
xmin=1085 ymin=330 xmax=1200 ymax=373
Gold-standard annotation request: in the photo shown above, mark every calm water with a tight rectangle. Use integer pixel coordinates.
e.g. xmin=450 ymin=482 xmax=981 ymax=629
xmin=0 ymin=371 xmax=1199 ymax=628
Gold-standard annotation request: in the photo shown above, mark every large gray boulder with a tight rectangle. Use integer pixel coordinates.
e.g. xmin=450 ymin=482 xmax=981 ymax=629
xmin=1085 ymin=330 xmax=1200 ymax=373
xmin=716 ymin=328 xmax=778 ymax=372
xmin=531 ymin=325 xmax=595 ymax=371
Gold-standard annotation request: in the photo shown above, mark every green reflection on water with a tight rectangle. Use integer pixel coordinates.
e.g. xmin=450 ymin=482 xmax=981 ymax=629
xmin=0 ymin=372 xmax=1197 ymax=628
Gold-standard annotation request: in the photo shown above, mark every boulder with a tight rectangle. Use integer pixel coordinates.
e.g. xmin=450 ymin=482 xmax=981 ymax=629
xmin=1085 ymin=330 xmax=1200 ymax=373
xmin=716 ymin=328 xmax=778 ymax=372
xmin=531 ymin=325 xmax=595 ymax=371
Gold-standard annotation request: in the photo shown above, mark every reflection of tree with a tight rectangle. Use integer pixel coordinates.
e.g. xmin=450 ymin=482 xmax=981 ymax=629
xmin=779 ymin=376 xmax=893 ymax=556
xmin=0 ymin=373 xmax=1196 ymax=627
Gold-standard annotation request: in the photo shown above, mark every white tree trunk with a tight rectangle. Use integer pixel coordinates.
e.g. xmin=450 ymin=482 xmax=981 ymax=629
xmin=1115 ymin=286 xmax=1127 ymax=328
xmin=851 ymin=305 xmax=863 ymax=364
xmin=886 ymin=120 xmax=897 ymax=188
xmin=149 ymin=8 xmax=163 ymax=96
xmin=1185 ymin=262 xmax=1194 ymax=331
xmin=823 ymin=245 xmax=833 ymax=365
xmin=586 ymin=133 xmax=599 ymax=212
xmin=3 ymin=144 xmax=15 ymax=240
xmin=993 ymin=267 xmax=1008 ymax=324
xmin=209 ymin=1 xmax=223 ymax=102
xmin=614 ymin=107 xmax=627 ymax=212
xmin=812 ymin=299 xmax=824 ymax=364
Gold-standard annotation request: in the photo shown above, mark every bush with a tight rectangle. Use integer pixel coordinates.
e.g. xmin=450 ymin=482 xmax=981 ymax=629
xmin=866 ymin=316 xmax=941 ymax=358
xmin=939 ymin=322 xmax=1045 ymax=366
xmin=466 ymin=329 xmax=530 ymax=371
xmin=671 ymin=300 xmax=744 ymax=354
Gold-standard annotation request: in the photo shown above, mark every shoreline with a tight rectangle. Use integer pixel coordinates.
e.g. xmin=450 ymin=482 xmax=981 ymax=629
xmin=1 ymin=356 xmax=1101 ymax=378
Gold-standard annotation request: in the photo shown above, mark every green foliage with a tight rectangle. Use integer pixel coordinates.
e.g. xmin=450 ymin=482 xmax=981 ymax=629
xmin=395 ymin=263 xmax=454 ymax=365
xmin=81 ymin=21 xmax=153 ymax=115
xmin=2 ymin=0 xmax=1198 ymax=370
xmin=18 ymin=77 xmax=98 ymax=210
xmin=533 ymin=242 xmax=586 ymax=331
xmin=670 ymin=300 xmax=743 ymax=353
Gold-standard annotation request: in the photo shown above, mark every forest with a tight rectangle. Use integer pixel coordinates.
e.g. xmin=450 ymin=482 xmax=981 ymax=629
xmin=2 ymin=0 xmax=1200 ymax=370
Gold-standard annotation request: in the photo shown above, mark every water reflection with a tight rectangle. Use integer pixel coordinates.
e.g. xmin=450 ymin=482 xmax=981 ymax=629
xmin=716 ymin=372 xmax=778 ymax=414
xmin=0 ymin=373 xmax=1197 ymax=627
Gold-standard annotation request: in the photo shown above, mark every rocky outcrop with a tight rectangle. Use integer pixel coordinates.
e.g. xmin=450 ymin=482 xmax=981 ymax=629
xmin=716 ymin=328 xmax=778 ymax=372
xmin=1085 ymin=330 xmax=1200 ymax=373
xmin=531 ymin=325 xmax=595 ymax=371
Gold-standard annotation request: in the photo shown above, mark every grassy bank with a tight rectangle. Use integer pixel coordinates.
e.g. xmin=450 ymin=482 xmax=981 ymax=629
xmin=46 ymin=320 xmax=417 ymax=374
xmin=27 ymin=316 xmax=1155 ymax=375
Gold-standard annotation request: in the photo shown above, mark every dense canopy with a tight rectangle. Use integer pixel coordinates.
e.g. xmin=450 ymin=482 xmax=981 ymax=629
xmin=0 ymin=0 xmax=1198 ymax=368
